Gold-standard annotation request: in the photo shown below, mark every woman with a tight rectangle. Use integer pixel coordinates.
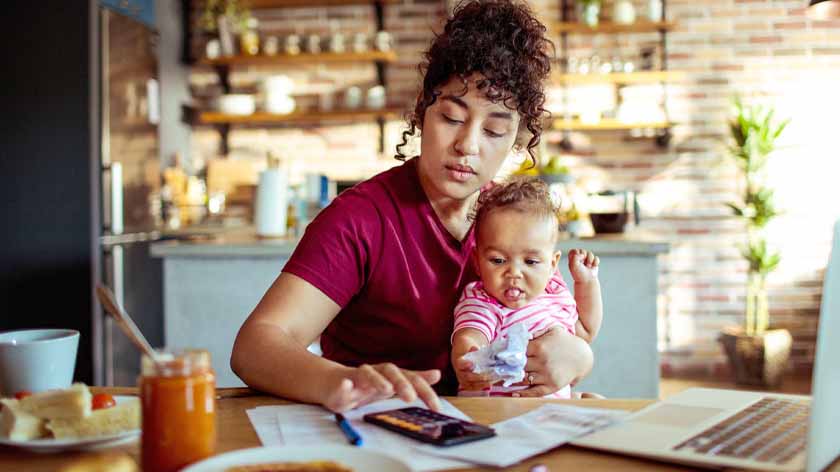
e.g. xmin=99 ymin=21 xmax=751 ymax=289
xmin=231 ymin=0 xmax=593 ymax=412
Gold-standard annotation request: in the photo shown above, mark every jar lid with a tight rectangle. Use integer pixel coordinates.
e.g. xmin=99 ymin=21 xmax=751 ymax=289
xmin=142 ymin=349 xmax=211 ymax=377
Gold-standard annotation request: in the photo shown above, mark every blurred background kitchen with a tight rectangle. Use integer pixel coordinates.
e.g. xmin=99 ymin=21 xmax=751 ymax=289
xmin=1 ymin=0 xmax=839 ymax=396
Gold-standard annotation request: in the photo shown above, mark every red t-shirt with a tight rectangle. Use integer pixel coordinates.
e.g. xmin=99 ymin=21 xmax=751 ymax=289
xmin=282 ymin=158 xmax=478 ymax=394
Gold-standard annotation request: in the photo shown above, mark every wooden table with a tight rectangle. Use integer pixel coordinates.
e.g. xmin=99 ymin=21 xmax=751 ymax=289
xmin=1 ymin=388 xmax=837 ymax=471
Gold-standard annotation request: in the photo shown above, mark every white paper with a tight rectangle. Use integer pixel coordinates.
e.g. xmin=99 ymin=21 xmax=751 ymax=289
xmin=246 ymin=398 xmax=473 ymax=472
xmin=415 ymin=404 xmax=630 ymax=468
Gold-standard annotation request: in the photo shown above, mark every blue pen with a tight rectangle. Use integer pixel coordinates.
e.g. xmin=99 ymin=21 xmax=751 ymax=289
xmin=335 ymin=413 xmax=363 ymax=446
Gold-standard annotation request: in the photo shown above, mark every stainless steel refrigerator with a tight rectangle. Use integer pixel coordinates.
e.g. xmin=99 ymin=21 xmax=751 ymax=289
xmin=94 ymin=6 xmax=164 ymax=386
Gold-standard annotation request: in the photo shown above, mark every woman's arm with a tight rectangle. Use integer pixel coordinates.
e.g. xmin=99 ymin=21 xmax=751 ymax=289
xmin=230 ymin=272 xmax=441 ymax=411
xmin=513 ymin=327 xmax=594 ymax=397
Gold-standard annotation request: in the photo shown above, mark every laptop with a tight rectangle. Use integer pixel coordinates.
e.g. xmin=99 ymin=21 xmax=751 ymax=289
xmin=573 ymin=219 xmax=840 ymax=472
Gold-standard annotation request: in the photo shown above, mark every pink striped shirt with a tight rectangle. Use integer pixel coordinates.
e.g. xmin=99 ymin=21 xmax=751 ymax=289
xmin=453 ymin=271 xmax=578 ymax=398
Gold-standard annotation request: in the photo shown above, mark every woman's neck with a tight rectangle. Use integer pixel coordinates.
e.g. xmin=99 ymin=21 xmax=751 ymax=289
xmin=427 ymin=191 xmax=478 ymax=242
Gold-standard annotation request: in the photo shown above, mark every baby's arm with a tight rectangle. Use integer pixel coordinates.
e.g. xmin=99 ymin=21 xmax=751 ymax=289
xmin=451 ymin=328 xmax=491 ymax=391
xmin=451 ymin=286 xmax=498 ymax=391
xmin=568 ymin=249 xmax=603 ymax=343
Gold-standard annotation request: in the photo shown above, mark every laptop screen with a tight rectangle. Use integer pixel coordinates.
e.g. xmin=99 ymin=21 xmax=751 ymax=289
xmin=806 ymin=219 xmax=840 ymax=472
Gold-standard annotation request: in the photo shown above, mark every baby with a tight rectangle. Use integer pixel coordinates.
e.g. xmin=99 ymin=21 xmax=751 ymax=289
xmin=452 ymin=176 xmax=602 ymax=398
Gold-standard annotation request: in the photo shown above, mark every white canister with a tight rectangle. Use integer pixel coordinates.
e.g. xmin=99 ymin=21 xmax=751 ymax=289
xmin=255 ymin=168 xmax=288 ymax=238
xmin=613 ymin=0 xmax=636 ymax=24
xmin=648 ymin=0 xmax=663 ymax=21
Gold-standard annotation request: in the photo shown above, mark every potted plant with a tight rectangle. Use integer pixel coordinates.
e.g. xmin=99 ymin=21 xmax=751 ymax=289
xmin=539 ymin=156 xmax=574 ymax=185
xmin=200 ymin=0 xmax=252 ymax=56
xmin=718 ymin=97 xmax=791 ymax=388
xmin=561 ymin=204 xmax=583 ymax=237
xmin=200 ymin=0 xmax=251 ymax=34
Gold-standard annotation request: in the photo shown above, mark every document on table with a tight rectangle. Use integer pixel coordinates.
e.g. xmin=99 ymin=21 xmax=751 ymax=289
xmin=414 ymin=403 xmax=630 ymax=468
xmin=246 ymin=398 xmax=473 ymax=472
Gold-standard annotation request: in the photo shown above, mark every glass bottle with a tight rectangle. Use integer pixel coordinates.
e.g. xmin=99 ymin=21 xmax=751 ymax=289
xmin=140 ymin=349 xmax=216 ymax=472
xmin=240 ymin=17 xmax=260 ymax=56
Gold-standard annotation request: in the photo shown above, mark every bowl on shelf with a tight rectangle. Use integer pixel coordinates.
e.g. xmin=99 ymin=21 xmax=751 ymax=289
xmin=589 ymin=212 xmax=629 ymax=234
xmin=216 ymin=94 xmax=256 ymax=115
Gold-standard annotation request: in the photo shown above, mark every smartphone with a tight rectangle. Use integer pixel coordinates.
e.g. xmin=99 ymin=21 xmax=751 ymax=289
xmin=363 ymin=406 xmax=496 ymax=446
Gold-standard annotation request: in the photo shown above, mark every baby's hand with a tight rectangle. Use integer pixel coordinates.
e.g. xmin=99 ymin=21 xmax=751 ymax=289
xmin=568 ymin=249 xmax=599 ymax=283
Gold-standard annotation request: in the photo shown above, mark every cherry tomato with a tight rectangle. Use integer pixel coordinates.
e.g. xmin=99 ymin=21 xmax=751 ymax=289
xmin=14 ymin=391 xmax=32 ymax=400
xmin=92 ymin=393 xmax=116 ymax=410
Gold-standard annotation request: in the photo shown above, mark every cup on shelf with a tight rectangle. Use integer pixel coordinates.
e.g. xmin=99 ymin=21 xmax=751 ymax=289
xmin=306 ymin=34 xmax=322 ymax=54
xmin=217 ymin=94 xmax=256 ymax=115
xmin=352 ymin=33 xmax=368 ymax=53
xmin=647 ymin=0 xmax=663 ymax=21
xmin=366 ymin=85 xmax=386 ymax=109
xmin=329 ymin=32 xmax=346 ymax=53
xmin=344 ymin=86 xmax=362 ymax=109
xmin=319 ymin=93 xmax=335 ymax=111
xmin=284 ymin=34 xmax=301 ymax=55
xmin=374 ymin=31 xmax=393 ymax=52
xmin=205 ymin=39 xmax=221 ymax=59
xmin=263 ymin=36 xmax=279 ymax=56
xmin=613 ymin=0 xmax=636 ymax=24
xmin=265 ymin=96 xmax=296 ymax=115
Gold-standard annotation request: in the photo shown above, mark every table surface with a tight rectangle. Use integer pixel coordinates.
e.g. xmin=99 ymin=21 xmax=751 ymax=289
xmin=1 ymin=387 xmax=836 ymax=471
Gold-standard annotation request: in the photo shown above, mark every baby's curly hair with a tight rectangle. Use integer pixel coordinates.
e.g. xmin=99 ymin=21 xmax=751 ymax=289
xmin=395 ymin=0 xmax=553 ymax=164
xmin=473 ymin=176 xmax=560 ymax=237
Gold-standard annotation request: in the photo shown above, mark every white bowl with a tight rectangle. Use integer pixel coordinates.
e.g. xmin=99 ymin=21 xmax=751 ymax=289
xmin=0 ymin=329 xmax=79 ymax=397
xmin=217 ymin=94 xmax=256 ymax=115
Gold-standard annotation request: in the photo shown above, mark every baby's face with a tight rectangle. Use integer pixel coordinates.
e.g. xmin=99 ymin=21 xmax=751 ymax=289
xmin=474 ymin=208 xmax=560 ymax=309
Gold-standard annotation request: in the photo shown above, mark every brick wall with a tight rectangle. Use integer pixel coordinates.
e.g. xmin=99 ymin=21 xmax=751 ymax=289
xmin=187 ymin=0 xmax=840 ymax=377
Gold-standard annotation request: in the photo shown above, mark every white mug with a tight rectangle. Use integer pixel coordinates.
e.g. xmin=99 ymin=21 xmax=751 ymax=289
xmin=344 ymin=86 xmax=362 ymax=109
xmin=0 ymin=329 xmax=79 ymax=397
xmin=366 ymin=85 xmax=386 ymax=109
xmin=374 ymin=31 xmax=392 ymax=52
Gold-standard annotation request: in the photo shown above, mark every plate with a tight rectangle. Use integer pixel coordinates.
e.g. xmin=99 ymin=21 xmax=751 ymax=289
xmin=182 ymin=445 xmax=412 ymax=472
xmin=0 ymin=395 xmax=140 ymax=453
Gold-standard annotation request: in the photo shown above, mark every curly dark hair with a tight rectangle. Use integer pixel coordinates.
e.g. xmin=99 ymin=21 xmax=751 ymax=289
xmin=472 ymin=176 xmax=559 ymax=237
xmin=395 ymin=0 xmax=553 ymax=164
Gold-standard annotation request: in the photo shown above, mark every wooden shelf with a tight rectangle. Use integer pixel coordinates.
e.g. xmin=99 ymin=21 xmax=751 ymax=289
xmin=198 ymin=51 xmax=397 ymax=67
xmin=553 ymin=70 xmax=686 ymax=85
xmin=552 ymin=119 xmax=671 ymax=130
xmin=247 ymin=0 xmax=398 ymax=8
xmin=554 ymin=20 xmax=676 ymax=34
xmin=194 ymin=107 xmax=404 ymax=125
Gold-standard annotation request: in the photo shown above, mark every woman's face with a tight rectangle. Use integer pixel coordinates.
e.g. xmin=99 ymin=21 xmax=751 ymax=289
xmin=417 ymin=75 xmax=521 ymax=203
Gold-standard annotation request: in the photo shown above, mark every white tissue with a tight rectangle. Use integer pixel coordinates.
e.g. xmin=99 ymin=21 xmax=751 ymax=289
xmin=462 ymin=324 xmax=530 ymax=387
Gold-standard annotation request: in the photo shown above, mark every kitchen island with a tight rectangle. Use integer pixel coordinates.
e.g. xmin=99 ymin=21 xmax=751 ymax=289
xmin=152 ymin=230 xmax=668 ymax=397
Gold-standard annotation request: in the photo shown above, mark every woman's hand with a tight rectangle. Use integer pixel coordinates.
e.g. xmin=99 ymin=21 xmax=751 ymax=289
xmin=323 ymin=363 xmax=442 ymax=413
xmin=512 ymin=326 xmax=593 ymax=397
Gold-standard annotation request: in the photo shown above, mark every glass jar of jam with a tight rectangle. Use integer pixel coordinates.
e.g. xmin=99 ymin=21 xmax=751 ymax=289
xmin=140 ymin=349 xmax=216 ymax=472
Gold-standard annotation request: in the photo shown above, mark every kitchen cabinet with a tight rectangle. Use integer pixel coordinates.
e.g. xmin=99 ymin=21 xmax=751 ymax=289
xmin=553 ymin=1 xmax=681 ymax=148
xmin=182 ymin=0 xmax=398 ymax=155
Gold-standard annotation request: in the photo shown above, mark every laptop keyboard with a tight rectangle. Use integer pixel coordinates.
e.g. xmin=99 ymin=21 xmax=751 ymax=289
xmin=673 ymin=397 xmax=810 ymax=464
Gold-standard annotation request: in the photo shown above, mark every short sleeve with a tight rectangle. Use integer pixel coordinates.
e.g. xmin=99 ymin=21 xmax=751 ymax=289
xmin=452 ymin=282 xmax=500 ymax=343
xmin=282 ymin=193 xmax=381 ymax=308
